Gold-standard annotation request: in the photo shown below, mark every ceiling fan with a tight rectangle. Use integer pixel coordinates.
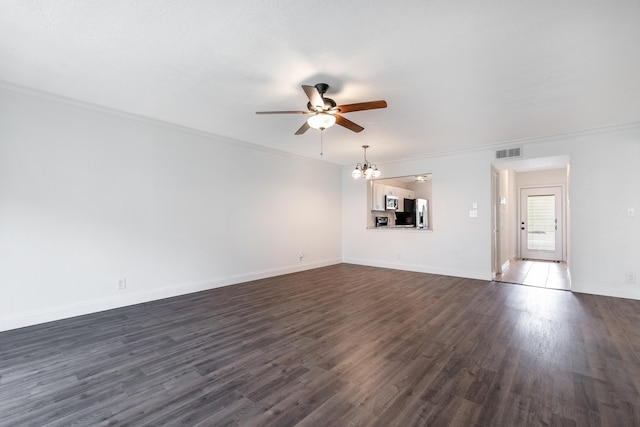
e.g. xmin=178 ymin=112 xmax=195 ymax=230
xmin=256 ymin=83 xmax=387 ymax=135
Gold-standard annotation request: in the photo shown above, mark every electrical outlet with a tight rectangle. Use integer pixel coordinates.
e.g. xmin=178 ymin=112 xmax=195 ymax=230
xmin=298 ymin=252 xmax=304 ymax=261
xmin=626 ymin=273 xmax=637 ymax=284
xmin=118 ymin=278 xmax=127 ymax=290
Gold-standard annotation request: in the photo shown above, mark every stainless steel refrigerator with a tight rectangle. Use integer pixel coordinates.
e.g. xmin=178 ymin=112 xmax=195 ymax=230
xmin=416 ymin=198 xmax=428 ymax=228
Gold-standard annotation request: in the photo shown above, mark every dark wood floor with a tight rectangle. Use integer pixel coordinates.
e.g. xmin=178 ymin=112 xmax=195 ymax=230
xmin=2 ymin=264 xmax=640 ymax=426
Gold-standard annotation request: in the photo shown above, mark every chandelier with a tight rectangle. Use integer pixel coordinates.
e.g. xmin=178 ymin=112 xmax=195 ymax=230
xmin=352 ymin=145 xmax=381 ymax=179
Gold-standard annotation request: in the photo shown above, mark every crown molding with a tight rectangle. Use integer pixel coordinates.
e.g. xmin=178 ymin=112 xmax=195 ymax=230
xmin=0 ymin=80 xmax=342 ymax=169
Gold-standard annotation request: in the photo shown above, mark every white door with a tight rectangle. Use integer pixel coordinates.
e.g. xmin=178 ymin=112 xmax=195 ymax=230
xmin=520 ymin=187 xmax=563 ymax=261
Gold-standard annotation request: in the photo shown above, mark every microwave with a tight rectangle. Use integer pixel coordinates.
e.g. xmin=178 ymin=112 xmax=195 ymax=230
xmin=375 ymin=217 xmax=389 ymax=227
xmin=385 ymin=195 xmax=398 ymax=210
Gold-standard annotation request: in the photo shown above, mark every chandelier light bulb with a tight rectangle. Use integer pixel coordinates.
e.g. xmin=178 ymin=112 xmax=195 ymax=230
xmin=364 ymin=166 xmax=373 ymax=178
xmin=352 ymin=164 xmax=363 ymax=178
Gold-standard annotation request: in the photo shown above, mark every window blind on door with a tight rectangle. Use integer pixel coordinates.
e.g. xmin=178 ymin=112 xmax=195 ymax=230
xmin=527 ymin=195 xmax=556 ymax=251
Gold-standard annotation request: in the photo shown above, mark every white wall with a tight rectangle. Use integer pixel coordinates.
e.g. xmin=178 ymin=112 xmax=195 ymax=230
xmin=343 ymin=149 xmax=494 ymax=280
xmin=2 ymin=84 xmax=638 ymax=333
xmin=410 ymin=180 xmax=432 ymax=202
xmin=343 ymin=124 xmax=640 ymax=300
xmin=0 ymin=85 xmax=342 ymax=331
xmin=517 ymin=168 xmax=567 ymax=187
xmin=554 ymin=127 xmax=640 ymax=299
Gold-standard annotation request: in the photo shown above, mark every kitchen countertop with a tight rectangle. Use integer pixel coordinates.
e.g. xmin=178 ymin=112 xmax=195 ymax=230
xmin=368 ymin=226 xmax=432 ymax=231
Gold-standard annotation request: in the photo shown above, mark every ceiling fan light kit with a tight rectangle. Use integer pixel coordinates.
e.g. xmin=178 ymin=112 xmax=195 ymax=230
xmin=256 ymin=83 xmax=387 ymax=166
xmin=256 ymin=83 xmax=387 ymax=135
xmin=352 ymin=145 xmax=381 ymax=179
xmin=307 ymin=112 xmax=336 ymax=130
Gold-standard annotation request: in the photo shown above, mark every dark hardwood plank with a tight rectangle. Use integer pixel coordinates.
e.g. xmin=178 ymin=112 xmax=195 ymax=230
xmin=1 ymin=263 xmax=640 ymax=426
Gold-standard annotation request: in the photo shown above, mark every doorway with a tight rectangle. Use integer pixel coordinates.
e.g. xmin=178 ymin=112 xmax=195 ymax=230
xmin=495 ymin=259 xmax=570 ymax=290
xmin=491 ymin=156 xmax=571 ymax=290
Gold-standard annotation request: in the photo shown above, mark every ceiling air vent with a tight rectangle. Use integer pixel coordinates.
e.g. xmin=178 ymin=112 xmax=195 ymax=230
xmin=495 ymin=147 xmax=522 ymax=160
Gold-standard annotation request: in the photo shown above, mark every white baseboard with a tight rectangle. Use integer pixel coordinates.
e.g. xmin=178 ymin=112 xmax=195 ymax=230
xmin=0 ymin=258 xmax=341 ymax=333
xmin=342 ymin=257 xmax=491 ymax=281
xmin=572 ymin=283 xmax=640 ymax=301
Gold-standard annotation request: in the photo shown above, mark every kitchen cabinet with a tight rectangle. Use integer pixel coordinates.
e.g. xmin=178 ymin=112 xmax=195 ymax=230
xmin=371 ymin=183 xmax=386 ymax=211
xmin=384 ymin=186 xmax=395 ymax=197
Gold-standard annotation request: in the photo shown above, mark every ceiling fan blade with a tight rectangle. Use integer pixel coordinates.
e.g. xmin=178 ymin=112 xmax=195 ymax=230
xmin=256 ymin=110 xmax=311 ymax=115
xmin=335 ymin=115 xmax=364 ymax=133
xmin=302 ymin=85 xmax=325 ymax=111
xmin=294 ymin=121 xmax=311 ymax=135
xmin=335 ymin=100 xmax=387 ymax=114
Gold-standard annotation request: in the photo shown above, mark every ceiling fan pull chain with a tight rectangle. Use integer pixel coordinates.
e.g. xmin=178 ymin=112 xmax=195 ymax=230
xmin=320 ymin=129 xmax=324 ymax=156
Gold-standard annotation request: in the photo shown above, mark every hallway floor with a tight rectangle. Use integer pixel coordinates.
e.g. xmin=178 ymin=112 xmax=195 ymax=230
xmin=495 ymin=259 xmax=571 ymax=290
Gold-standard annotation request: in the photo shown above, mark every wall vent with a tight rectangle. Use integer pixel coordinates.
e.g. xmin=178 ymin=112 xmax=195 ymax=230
xmin=495 ymin=147 xmax=522 ymax=160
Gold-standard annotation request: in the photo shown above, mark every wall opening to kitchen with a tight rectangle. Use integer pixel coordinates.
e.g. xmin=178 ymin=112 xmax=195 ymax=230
xmin=367 ymin=174 xmax=432 ymax=230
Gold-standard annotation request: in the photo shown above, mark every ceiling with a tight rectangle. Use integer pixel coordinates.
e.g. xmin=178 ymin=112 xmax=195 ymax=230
xmin=1 ymin=1 xmax=639 ymax=166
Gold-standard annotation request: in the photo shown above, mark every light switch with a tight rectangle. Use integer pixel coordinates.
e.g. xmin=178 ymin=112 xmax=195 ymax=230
xmin=628 ymin=208 xmax=635 ymax=217
xmin=469 ymin=210 xmax=478 ymax=218
xmin=472 ymin=202 xmax=478 ymax=209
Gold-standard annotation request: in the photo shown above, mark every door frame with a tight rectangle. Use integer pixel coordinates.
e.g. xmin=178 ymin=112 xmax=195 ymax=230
xmin=518 ymin=184 xmax=566 ymax=261
xmin=491 ymin=168 xmax=501 ymax=278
